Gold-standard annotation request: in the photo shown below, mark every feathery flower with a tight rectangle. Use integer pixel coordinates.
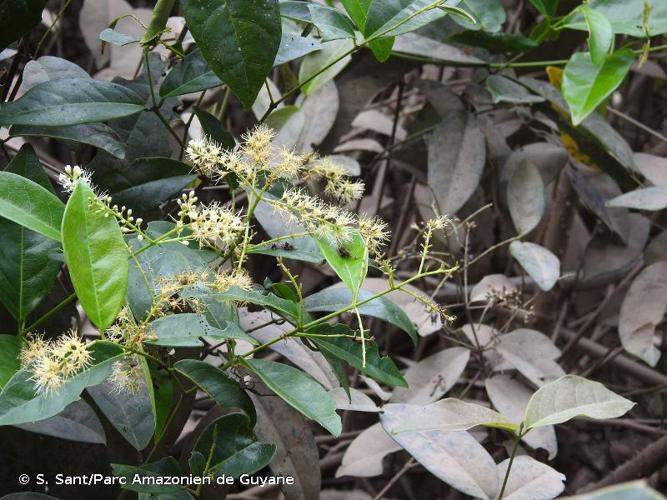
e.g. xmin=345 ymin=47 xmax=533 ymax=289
xmin=109 ymin=356 xmax=144 ymax=394
xmin=186 ymin=137 xmax=224 ymax=177
xmin=58 ymin=165 xmax=93 ymax=193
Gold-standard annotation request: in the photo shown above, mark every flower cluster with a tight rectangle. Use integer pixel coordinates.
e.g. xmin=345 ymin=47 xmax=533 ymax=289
xmin=109 ymin=356 xmax=144 ymax=394
xmin=275 ymin=188 xmax=357 ymax=243
xmin=176 ymin=192 xmax=244 ymax=248
xmin=106 ymin=307 xmax=148 ymax=348
xmin=20 ymin=331 xmax=92 ymax=394
xmin=309 ymin=158 xmax=365 ymax=203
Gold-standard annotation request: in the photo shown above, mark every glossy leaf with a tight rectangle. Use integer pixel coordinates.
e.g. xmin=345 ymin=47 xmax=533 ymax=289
xmin=0 ymin=171 xmax=64 ymax=241
xmin=0 ymin=78 xmax=146 ymax=126
xmin=510 ymin=241 xmax=560 ymax=291
xmin=562 ymin=50 xmax=634 ymax=126
xmin=0 ymin=145 xmax=60 ymax=320
xmin=245 ymin=358 xmax=341 ymax=436
xmin=193 ymin=413 xmax=275 ymax=478
xmin=174 ymin=359 xmax=256 ymax=424
xmin=523 ymin=375 xmax=635 ymax=430
xmin=307 ymin=4 xmax=356 ymax=41
xmin=451 ymin=0 xmax=506 ymax=32
xmin=365 ymin=0 xmax=457 ymax=38
xmin=316 ymin=230 xmax=368 ymax=298
xmin=0 ymin=341 xmax=124 ymax=426
xmin=146 ymin=313 xmax=256 ymax=347
xmin=311 ymin=332 xmax=407 ymax=387
xmin=304 ymin=287 xmax=417 ymax=344
xmin=62 ymin=182 xmax=128 ymax=330
xmin=582 ymin=7 xmax=613 ymax=66
xmin=180 ymin=0 xmax=282 ymax=108
xmin=10 ymin=123 xmax=126 ymax=159
xmin=159 ymin=50 xmax=223 ymax=98
xmin=566 ymin=0 xmax=667 ymax=37
xmin=274 ymin=32 xmax=323 ymax=66
xmin=193 ymin=107 xmax=235 ymax=148
xmin=450 ymin=30 xmax=538 ymax=52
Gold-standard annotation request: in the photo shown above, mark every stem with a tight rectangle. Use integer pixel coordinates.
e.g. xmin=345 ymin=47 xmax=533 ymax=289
xmin=497 ymin=424 xmax=524 ymax=500
xmin=140 ymin=0 xmax=176 ymax=45
xmin=239 ymin=268 xmax=448 ymax=359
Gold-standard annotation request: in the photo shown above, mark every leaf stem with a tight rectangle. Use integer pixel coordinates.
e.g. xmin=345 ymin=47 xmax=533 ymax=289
xmin=25 ymin=292 xmax=77 ymax=332
xmin=497 ymin=424 xmax=524 ymax=500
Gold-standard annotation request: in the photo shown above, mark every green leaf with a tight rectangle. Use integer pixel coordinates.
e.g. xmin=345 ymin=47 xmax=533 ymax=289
xmin=450 ymin=0 xmax=506 ymax=32
xmin=0 ymin=341 xmax=124 ymax=426
xmin=180 ymin=0 xmax=282 ymax=109
xmin=340 ymin=0 xmax=371 ymax=28
xmin=606 ymin=186 xmax=667 ymax=211
xmin=174 ymin=359 xmax=256 ymax=424
xmin=0 ymin=78 xmax=146 ymax=126
xmin=0 ymin=0 xmax=47 ymax=51
xmin=316 ymin=231 xmax=368 ymax=299
xmin=381 ymin=398 xmax=519 ymax=434
xmin=509 ymin=241 xmax=560 ymax=291
xmin=304 ymin=3 xmax=357 ymax=41
xmin=193 ymin=413 xmax=275 ymax=478
xmin=159 ymin=50 xmax=223 ymax=98
xmin=245 ymin=358 xmax=341 ymax=436
xmin=566 ymin=0 xmax=667 ymax=37
xmin=275 ymin=32 xmax=323 ymax=66
xmin=193 ymin=107 xmax=235 ymax=148
xmin=147 ymin=313 xmax=257 ymax=347
xmin=527 ymin=0 xmax=557 ymax=18
xmin=582 ymin=7 xmax=614 ymax=66
xmin=310 ymin=332 xmax=407 ymax=387
xmin=0 ymin=335 xmax=22 ymax=388
xmin=304 ymin=287 xmax=417 ymax=344
xmin=62 ymin=182 xmax=128 ymax=330
xmin=190 ymin=413 xmax=275 ymax=478
xmin=365 ymin=0 xmax=457 ymax=38
xmin=0 ymin=145 xmax=61 ymax=320
xmin=87 ymin=370 xmax=155 ymax=451
xmin=97 ymin=157 xmax=196 ymax=213
xmin=187 ymin=287 xmax=303 ymax=324
xmin=523 ymin=375 xmax=635 ymax=430
xmin=0 ymin=171 xmax=64 ymax=241
xmin=10 ymin=123 xmax=126 ymax=159
xmin=562 ymin=49 xmax=634 ymax=126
